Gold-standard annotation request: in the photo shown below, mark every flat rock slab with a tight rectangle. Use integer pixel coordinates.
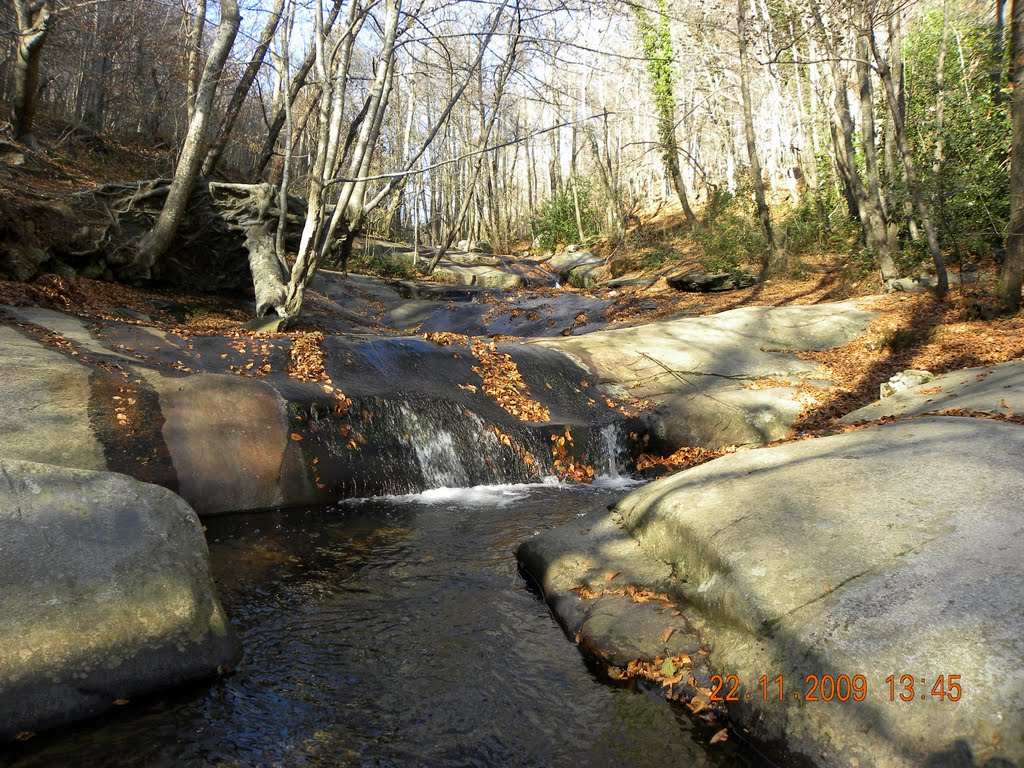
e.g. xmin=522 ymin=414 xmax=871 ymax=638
xmin=538 ymin=302 xmax=876 ymax=449
xmin=0 ymin=459 xmax=238 ymax=740
xmin=840 ymin=359 xmax=1024 ymax=424
xmin=517 ymin=511 xmax=715 ymax=689
xmin=614 ymin=417 xmax=1024 ymax=767
xmin=310 ymin=271 xmax=604 ymax=337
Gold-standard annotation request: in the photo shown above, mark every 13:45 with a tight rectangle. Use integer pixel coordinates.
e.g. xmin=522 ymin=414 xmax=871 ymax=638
xmin=886 ymin=674 xmax=962 ymax=701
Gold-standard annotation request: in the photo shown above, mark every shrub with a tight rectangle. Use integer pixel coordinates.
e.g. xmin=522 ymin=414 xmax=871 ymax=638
xmin=534 ymin=176 xmax=599 ymax=250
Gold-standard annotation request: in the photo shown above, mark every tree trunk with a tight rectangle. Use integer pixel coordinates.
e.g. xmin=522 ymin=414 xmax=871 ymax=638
xmin=636 ymin=0 xmax=698 ymax=229
xmin=251 ymin=0 xmax=345 ymax=177
xmin=869 ymin=20 xmax=948 ymax=297
xmin=738 ymin=0 xmax=781 ymax=275
xmin=856 ymin=23 xmax=897 ymax=280
xmin=11 ymin=0 xmax=52 ymax=149
xmin=1002 ymin=0 xmax=1024 ymax=311
xmin=202 ymin=0 xmax=285 ymax=177
xmin=184 ymin=0 xmax=207 ymax=127
xmin=136 ymin=0 xmax=241 ymax=273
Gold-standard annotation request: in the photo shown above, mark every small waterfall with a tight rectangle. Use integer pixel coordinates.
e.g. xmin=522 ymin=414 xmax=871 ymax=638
xmin=398 ymin=404 xmax=472 ymax=488
xmin=599 ymin=422 xmax=625 ymax=478
xmin=333 ymin=396 xmax=633 ymax=497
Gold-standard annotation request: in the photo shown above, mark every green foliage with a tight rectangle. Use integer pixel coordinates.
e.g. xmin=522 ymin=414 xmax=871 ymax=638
xmin=533 ymin=176 xmax=599 ymax=250
xmin=902 ymin=6 xmax=1009 ymax=257
xmin=693 ymin=184 xmax=863 ymax=276
xmin=692 ymin=188 xmax=762 ymax=273
xmin=346 ymin=251 xmax=416 ymax=279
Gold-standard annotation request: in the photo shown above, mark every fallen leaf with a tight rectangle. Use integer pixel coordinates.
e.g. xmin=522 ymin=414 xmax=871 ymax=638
xmin=290 ymin=433 xmax=303 ymax=441
xmin=604 ymin=571 xmax=621 ymax=582
xmin=710 ymin=728 xmax=729 ymax=745
xmin=113 ymin=699 xmax=130 ymax=706
xmin=661 ymin=626 xmax=675 ymax=643
xmin=687 ymin=697 xmax=708 ymax=714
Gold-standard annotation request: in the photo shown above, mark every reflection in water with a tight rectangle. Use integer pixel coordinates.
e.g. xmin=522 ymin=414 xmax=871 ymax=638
xmin=3 ymin=483 xmax=764 ymax=767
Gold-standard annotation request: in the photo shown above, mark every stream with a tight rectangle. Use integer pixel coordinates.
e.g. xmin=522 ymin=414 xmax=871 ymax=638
xmin=3 ymin=479 xmax=766 ymax=767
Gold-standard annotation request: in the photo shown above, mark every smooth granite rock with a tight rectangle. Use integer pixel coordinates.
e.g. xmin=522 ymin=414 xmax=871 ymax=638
xmin=841 ymin=359 xmax=1024 ymax=424
xmin=613 ymin=417 xmax=1024 ymax=767
xmin=0 ymin=459 xmax=238 ymax=740
xmin=539 ymin=302 xmax=877 ymax=450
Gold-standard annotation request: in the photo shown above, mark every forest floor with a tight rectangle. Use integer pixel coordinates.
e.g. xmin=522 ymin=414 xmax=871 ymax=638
xmin=2 ymin=117 xmax=1023 ymax=454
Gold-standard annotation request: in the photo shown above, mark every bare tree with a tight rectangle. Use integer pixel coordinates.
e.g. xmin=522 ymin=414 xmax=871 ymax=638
xmin=867 ymin=2 xmax=948 ymax=297
xmin=738 ymin=0 xmax=781 ymax=273
xmin=135 ymin=0 xmax=241 ymax=273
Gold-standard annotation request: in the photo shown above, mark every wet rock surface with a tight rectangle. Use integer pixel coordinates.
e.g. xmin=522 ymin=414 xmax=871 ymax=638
xmin=0 ymin=301 xmax=637 ymax=513
xmin=0 ymin=458 xmax=238 ymax=741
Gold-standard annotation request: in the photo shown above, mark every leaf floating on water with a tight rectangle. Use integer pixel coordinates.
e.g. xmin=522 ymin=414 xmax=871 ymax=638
xmin=113 ymin=699 xmax=130 ymax=706
xmin=290 ymin=433 xmax=303 ymax=441
xmin=710 ymin=728 xmax=729 ymax=745
xmin=14 ymin=731 xmax=35 ymax=741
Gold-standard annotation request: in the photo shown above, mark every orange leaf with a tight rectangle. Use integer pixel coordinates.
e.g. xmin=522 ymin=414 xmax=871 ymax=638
xmin=290 ymin=433 xmax=303 ymax=441
xmin=710 ymin=728 xmax=729 ymax=745
xmin=661 ymin=626 xmax=675 ymax=643
xmin=604 ymin=571 xmax=621 ymax=582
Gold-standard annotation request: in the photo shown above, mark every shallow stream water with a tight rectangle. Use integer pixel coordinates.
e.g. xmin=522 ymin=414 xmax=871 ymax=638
xmin=3 ymin=480 xmax=767 ymax=767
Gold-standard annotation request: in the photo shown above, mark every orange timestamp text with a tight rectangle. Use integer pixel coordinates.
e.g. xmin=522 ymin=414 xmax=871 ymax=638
xmin=709 ymin=674 xmax=963 ymax=703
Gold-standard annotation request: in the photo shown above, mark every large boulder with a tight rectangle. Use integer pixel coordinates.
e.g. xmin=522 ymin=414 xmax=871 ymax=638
xmin=538 ymin=302 xmax=876 ymax=450
xmin=548 ymin=250 xmax=602 ymax=276
xmin=0 ymin=459 xmax=238 ymax=740
xmin=611 ymin=417 xmax=1024 ymax=767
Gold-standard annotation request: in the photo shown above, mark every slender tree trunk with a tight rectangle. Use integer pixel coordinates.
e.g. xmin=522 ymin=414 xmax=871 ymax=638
xmin=1002 ymin=0 xmax=1024 ymax=310
xmin=856 ymin=24 xmax=897 ymax=280
xmin=252 ymin=0 xmax=345 ymax=177
xmin=11 ymin=0 xmax=52 ymax=149
xmin=636 ymin=0 xmax=698 ymax=229
xmin=202 ymin=0 xmax=285 ymax=177
xmin=738 ymin=0 xmax=781 ymax=274
xmin=184 ymin=0 xmax=207 ymax=127
xmin=869 ymin=19 xmax=948 ymax=297
xmin=137 ymin=0 xmax=241 ymax=271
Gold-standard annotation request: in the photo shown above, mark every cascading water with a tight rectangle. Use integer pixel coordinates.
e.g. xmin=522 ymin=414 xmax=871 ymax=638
xmin=397 ymin=403 xmax=475 ymax=488
xmin=600 ymin=421 xmax=626 ymax=478
xmin=343 ymin=396 xmax=632 ymax=494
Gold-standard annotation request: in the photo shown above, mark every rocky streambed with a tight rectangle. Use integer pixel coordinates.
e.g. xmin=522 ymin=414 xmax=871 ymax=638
xmin=2 ymin=275 xmax=1023 ymax=766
